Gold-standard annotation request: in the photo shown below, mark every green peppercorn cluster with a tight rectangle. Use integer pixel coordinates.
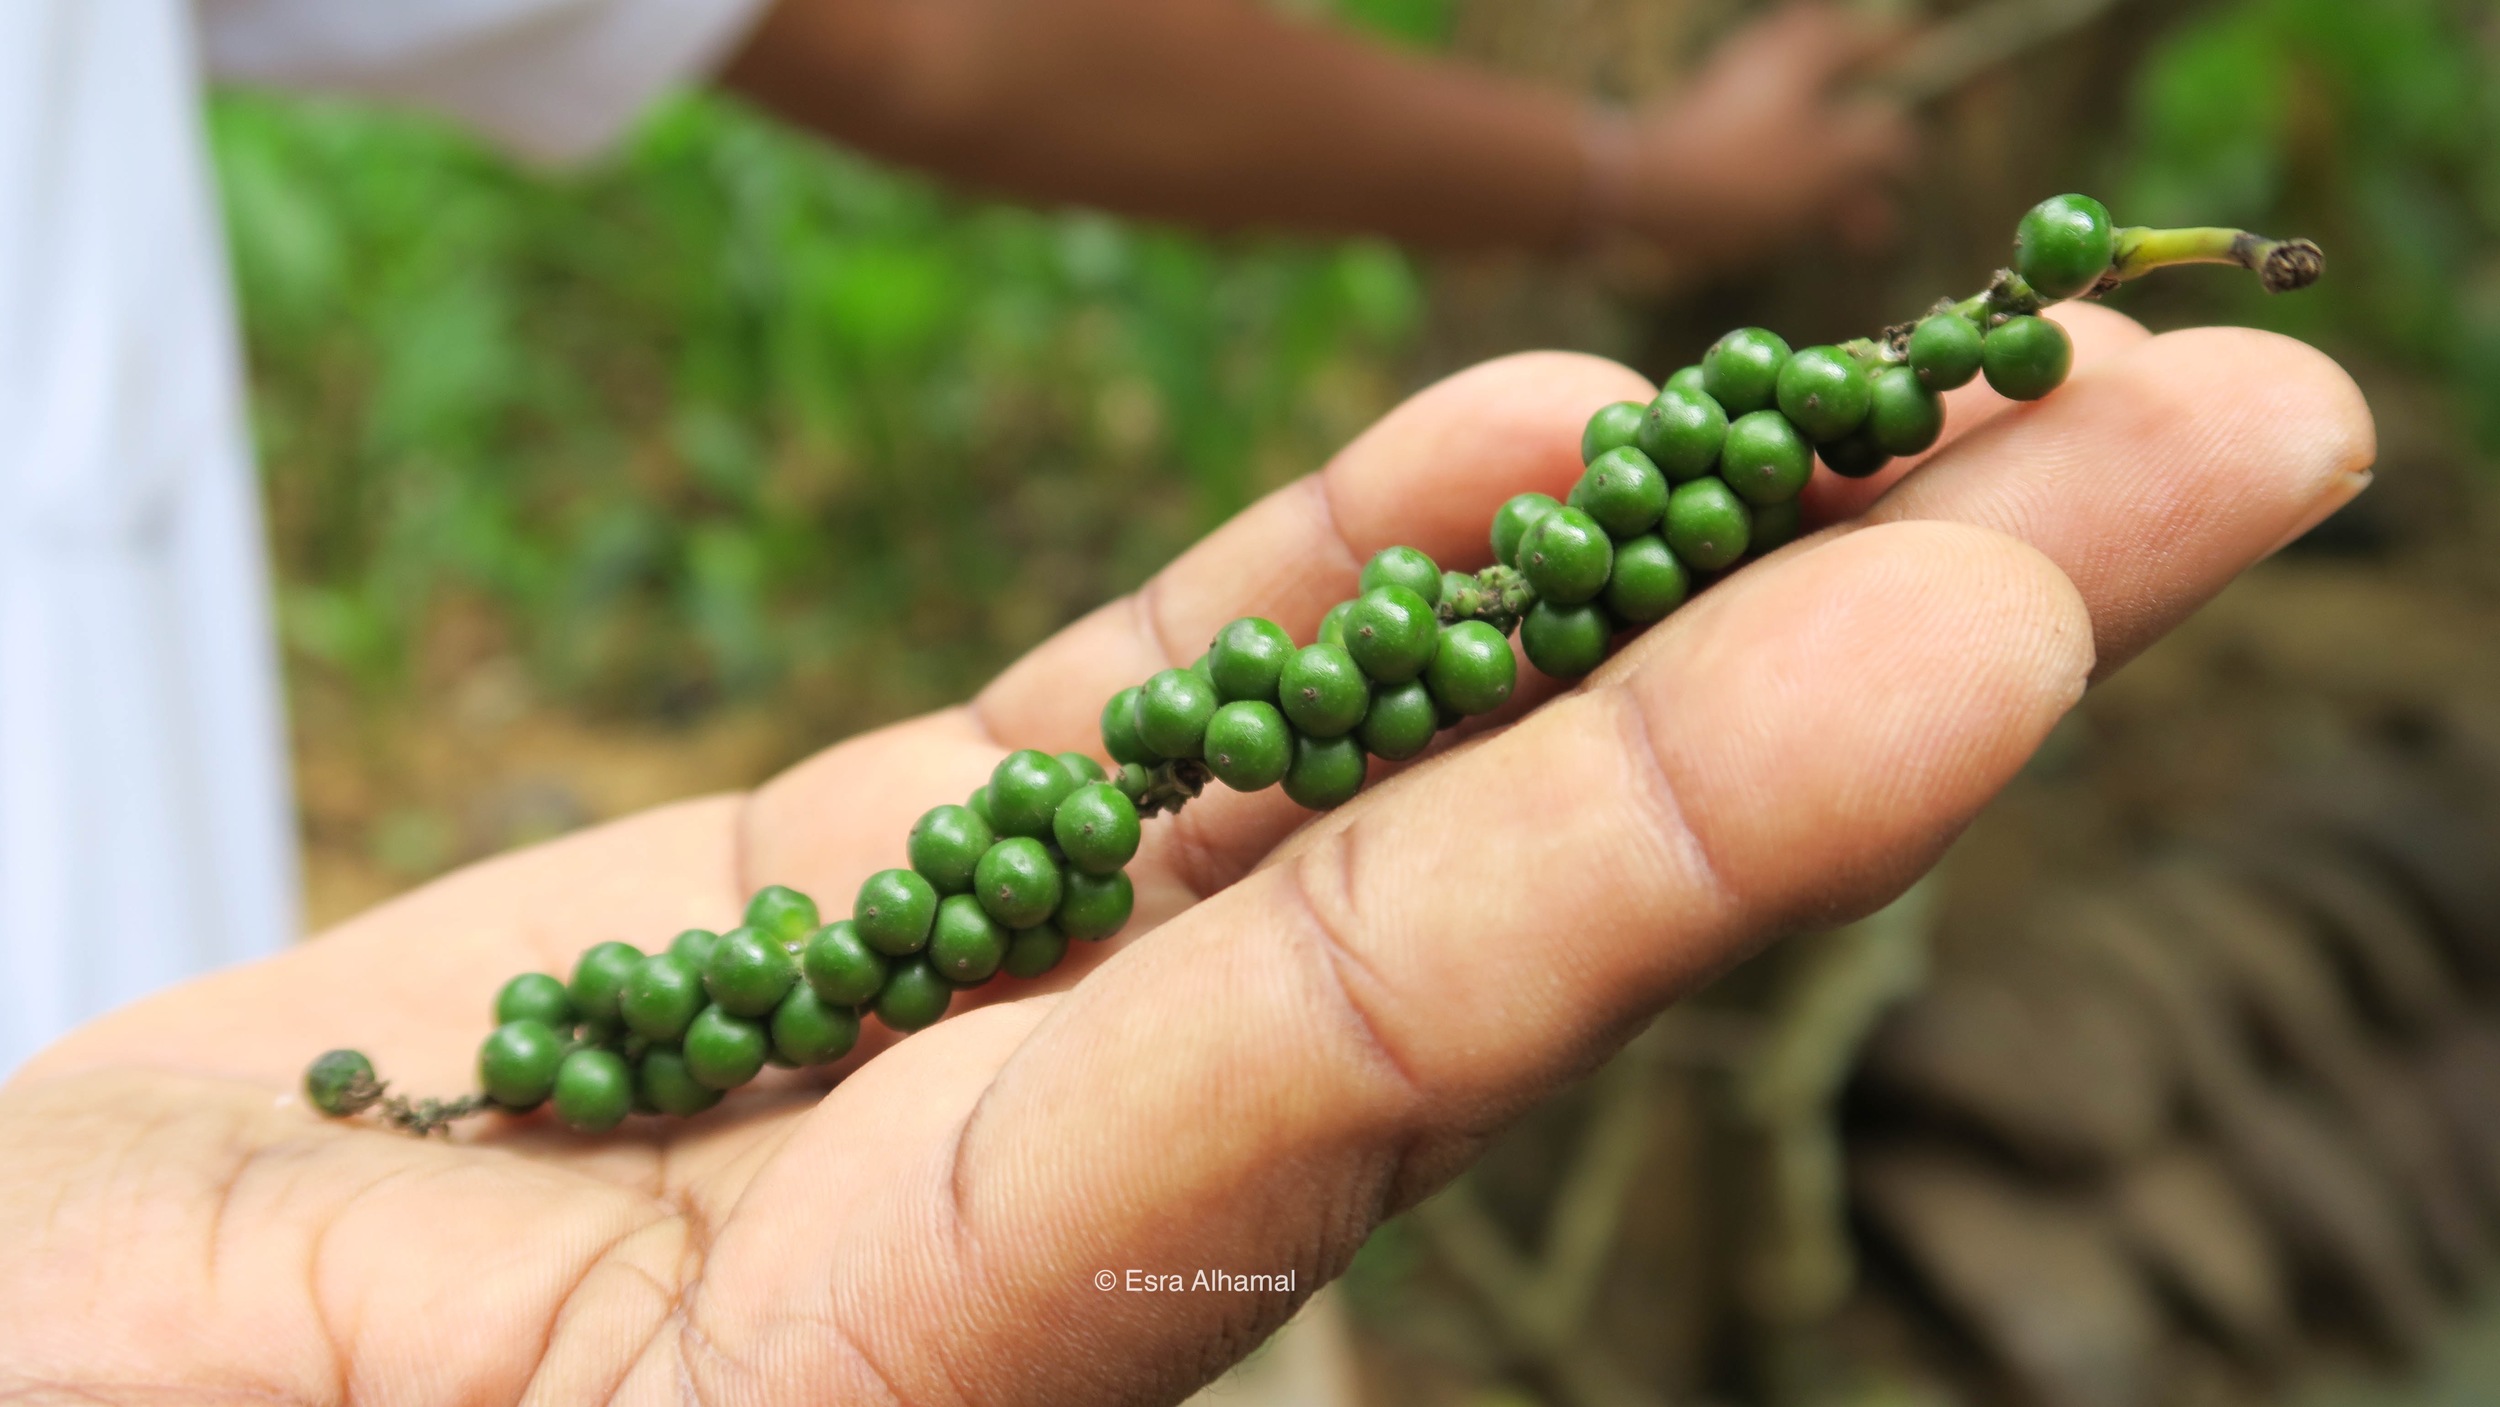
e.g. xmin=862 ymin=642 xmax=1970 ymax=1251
xmin=304 ymin=194 xmax=2320 ymax=1134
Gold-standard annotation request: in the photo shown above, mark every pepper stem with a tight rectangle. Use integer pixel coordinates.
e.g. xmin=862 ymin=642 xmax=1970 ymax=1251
xmin=2102 ymin=226 xmax=2325 ymax=294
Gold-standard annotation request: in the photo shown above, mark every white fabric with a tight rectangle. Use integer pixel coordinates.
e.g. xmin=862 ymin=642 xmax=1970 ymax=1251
xmin=0 ymin=0 xmax=765 ymax=1075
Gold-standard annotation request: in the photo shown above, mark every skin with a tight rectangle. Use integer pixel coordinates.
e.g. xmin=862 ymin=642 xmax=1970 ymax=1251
xmin=0 ymin=319 xmax=2370 ymax=1404
xmin=722 ymin=0 xmax=1912 ymax=261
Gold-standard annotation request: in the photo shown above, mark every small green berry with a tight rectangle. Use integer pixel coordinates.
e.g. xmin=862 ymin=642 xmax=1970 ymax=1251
xmin=1518 ymin=505 xmax=1613 ymax=605
xmin=684 ymin=1006 xmax=769 ymax=1089
xmin=479 ymin=1019 xmax=565 ymax=1110
xmin=908 ymin=804 xmax=994 ymax=895
xmin=704 ymin=925 xmax=797 ymax=1016
xmin=1774 ymin=346 xmax=1871 ymax=442
xmin=1718 ymin=411 xmax=1813 ymax=507
xmin=1344 ymin=585 xmax=1441 ymax=685
xmin=668 ymin=928 xmax=721 ymax=971
xmin=1908 ymin=313 xmax=1983 ymax=391
xmin=1003 ymin=923 xmax=1069 ymax=979
xmin=1638 ymin=388 xmax=1727 ymax=483
xmin=1866 ymin=365 xmax=1944 ymax=456
xmin=1204 ymin=699 xmax=1292 ymax=791
xmin=930 ymin=893 xmax=1009 ymax=983
xmin=1664 ymin=365 xmax=1708 ymax=397
xmin=494 ymin=973 xmax=574 ymax=1030
xmin=854 ymin=868 xmax=939 ymax=956
xmin=1101 ymin=687 xmax=1156 ymax=767
xmin=552 ymin=1048 xmax=634 ymax=1133
xmin=974 ymin=837 xmax=1064 ymax=929
xmin=1663 ymin=478 xmax=1751 ymax=572
xmin=802 ymin=919 xmax=887 ymax=1007
xmin=990 ymin=749 xmax=1081 ymax=838
xmin=1580 ymin=399 xmax=1647 ymax=464
xmin=1054 ymin=783 xmax=1141 ymax=875
xmin=1112 ymin=761 xmax=1151 ymax=801
xmin=770 ymin=985 xmax=860 ymax=1066
xmin=304 ymin=1049 xmax=381 ymax=1118
xmin=875 ymin=959 xmax=953 ymax=1032
xmin=2015 ymin=193 xmax=2115 ymax=300
xmin=1572 ymin=447 xmax=1668 ymax=538
xmin=1360 ymin=547 xmax=1442 ymax=605
xmin=1316 ymin=599 xmax=1356 ymax=650
xmin=1601 ymin=534 xmax=1690 ymax=624
xmin=619 ymin=952 xmax=706 ymax=1043
xmin=1491 ymin=492 xmax=1562 ymax=569
xmin=1521 ymin=600 xmax=1610 ymax=679
xmin=743 ymin=885 xmax=819 ymax=947
xmin=1702 ymin=328 xmax=1791 ymax=415
xmin=637 ymin=1047 xmax=722 ymax=1117
xmin=1057 ymin=752 xmax=1107 ymax=785
xmin=1359 ymin=680 xmax=1439 ymax=761
xmin=1424 ymin=619 xmax=1516 ymax=716
xmin=1137 ymin=667 xmax=1220 ymax=760
xmin=1284 ymin=732 xmax=1367 ymax=810
xmin=569 ymin=941 xmax=644 ymax=1026
xmin=966 ymin=785 xmax=996 ymax=828
xmin=1981 ymin=315 xmax=2073 ymax=401
xmin=1208 ymin=617 xmax=1296 ymax=704
xmin=1280 ymin=643 xmax=1370 ymax=738
xmin=1057 ymin=869 xmax=1135 ymax=941
xmin=1817 ymin=428 xmax=1893 ymax=480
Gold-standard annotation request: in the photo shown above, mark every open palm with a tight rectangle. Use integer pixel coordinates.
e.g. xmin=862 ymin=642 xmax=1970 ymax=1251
xmin=3 ymin=310 xmax=2369 ymax=1405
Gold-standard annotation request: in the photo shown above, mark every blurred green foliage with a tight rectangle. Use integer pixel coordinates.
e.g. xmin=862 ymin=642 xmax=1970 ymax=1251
xmin=2113 ymin=0 xmax=2500 ymax=447
xmin=213 ymin=90 xmax=1423 ymax=728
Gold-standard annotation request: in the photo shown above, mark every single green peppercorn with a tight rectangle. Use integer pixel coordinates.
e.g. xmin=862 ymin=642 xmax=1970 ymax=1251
xmin=1208 ymin=616 xmax=1296 ymax=703
xmin=855 ymin=867 xmax=940 ymax=957
xmin=1981 ymin=315 xmax=2072 ymax=401
xmin=1702 ymin=327 xmax=1791 ymax=415
xmin=1101 ymin=687 xmax=1155 ymax=767
xmin=1344 ymin=585 xmax=1442 ymax=684
xmin=683 ymin=1006 xmax=768 ymax=1089
xmin=1866 ymin=365 xmax=1945 ymax=455
xmin=967 ymin=785 xmax=996 ymax=828
xmin=1188 ymin=652 xmax=1217 ymax=689
xmin=1718 ymin=410 xmax=1814 ymax=507
xmin=668 ymin=928 xmax=721 ymax=972
xmin=1058 ymin=752 xmax=1107 ymax=785
xmin=1424 ymin=619 xmax=1517 ymax=716
xmin=770 ymin=985 xmax=860 ymax=1066
xmin=1518 ymin=505 xmax=1613 ymax=605
xmin=1056 ymin=868 xmax=1135 ymax=941
xmin=802 ymin=919 xmax=887 ymax=1007
xmin=1137 ymin=667 xmax=1220 ymax=760
xmin=569 ymin=941 xmax=644 ymax=1026
xmin=637 ymin=1047 xmax=722 ymax=1117
xmin=1054 ymin=782 xmax=1141 ymax=875
xmin=1637 ymin=388 xmax=1728 ymax=483
xmin=1580 ymin=399 xmax=1646 ymax=464
xmin=551 ymin=1048 xmax=634 ymax=1133
xmin=929 ymin=893 xmax=1009 ymax=983
xmin=1664 ymin=365 xmax=1708 ymax=397
xmin=1817 ymin=428 xmax=1893 ymax=479
xmin=1112 ymin=762 xmax=1151 ymax=801
xmin=1361 ymin=546 xmax=1443 ymax=605
xmin=908 ymin=804 xmax=994 ymax=895
xmin=875 ymin=959 xmax=953 ymax=1032
xmin=2015 ymin=193 xmax=2115 ymax=300
xmin=1280 ymin=643 xmax=1370 ymax=738
xmin=1908 ymin=312 xmax=1983 ymax=391
xmin=990 ymin=749 xmax=1081 ymax=839
xmin=1284 ymin=732 xmax=1367 ymax=810
xmin=479 ymin=1018 xmax=565 ymax=1110
xmin=974 ymin=836 xmax=1064 ymax=929
xmin=1573 ymin=447 xmax=1668 ymax=538
xmin=1601 ymin=534 xmax=1691 ymax=624
xmin=1774 ymin=346 xmax=1872 ymax=442
xmin=1749 ymin=499 xmax=1803 ymax=554
xmin=495 ymin=972 xmax=575 ymax=1030
xmin=1359 ymin=679 xmax=1439 ymax=760
xmin=1663 ymin=478 xmax=1752 ymax=572
xmin=1521 ymin=600 xmax=1611 ymax=679
xmin=743 ymin=885 xmax=819 ymax=948
xmin=704 ymin=925 xmax=798 ymax=1016
xmin=1316 ymin=599 xmax=1356 ymax=650
xmin=1003 ymin=923 xmax=1068 ymax=979
xmin=304 ymin=1049 xmax=380 ymax=1117
xmin=1204 ymin=699 xmax=1292 ymax=791
xmin=619 ymin=952 xmax=707 ymax=1043
xmin=1438 ymin=570 xmax=1476 ymax=610
xmin=1491 ymin=492 xmax=1562 ymax=569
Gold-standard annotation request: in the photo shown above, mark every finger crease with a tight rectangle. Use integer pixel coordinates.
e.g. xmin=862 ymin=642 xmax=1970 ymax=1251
xmin=1611 ymin=683 xmax=1745 ymax=918
xmin=1279 ymin=831 xmax=1429 ymax=1110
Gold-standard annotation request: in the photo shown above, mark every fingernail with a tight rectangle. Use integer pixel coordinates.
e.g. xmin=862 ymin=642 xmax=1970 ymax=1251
xmin=2263 ymin=466 xmax=2373 ymax=559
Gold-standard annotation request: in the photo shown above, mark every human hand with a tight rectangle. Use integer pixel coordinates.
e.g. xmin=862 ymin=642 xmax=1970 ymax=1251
xmin=2 ymin=310 xmax=2368 ymax=1403
xmin=1588 ymin=3 xmax=1915 ymax=268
